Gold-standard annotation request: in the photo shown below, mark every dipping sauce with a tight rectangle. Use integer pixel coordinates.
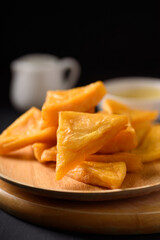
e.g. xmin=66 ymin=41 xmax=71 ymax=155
xmin=114 ymin=87 xmax=160 ymax=99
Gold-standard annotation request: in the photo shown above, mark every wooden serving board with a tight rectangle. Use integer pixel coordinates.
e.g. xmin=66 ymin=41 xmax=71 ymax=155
xmin=1 ymin=179 xmax=160 ymax=235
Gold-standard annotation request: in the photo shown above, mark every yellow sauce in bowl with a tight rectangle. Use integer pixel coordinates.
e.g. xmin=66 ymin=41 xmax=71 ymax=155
xmin=115 ymin=87 xmax=160 ymax=99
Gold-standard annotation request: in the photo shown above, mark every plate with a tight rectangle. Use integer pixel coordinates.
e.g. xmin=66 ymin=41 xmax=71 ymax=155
xmin=0 ymin=147 xmax=160 ymax=201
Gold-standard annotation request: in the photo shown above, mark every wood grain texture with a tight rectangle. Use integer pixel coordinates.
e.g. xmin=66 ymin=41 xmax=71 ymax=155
xmin=0 ymin=147 xmax=160 ymax=201
xmin=1 ymin=180 xmax=160 ymax=234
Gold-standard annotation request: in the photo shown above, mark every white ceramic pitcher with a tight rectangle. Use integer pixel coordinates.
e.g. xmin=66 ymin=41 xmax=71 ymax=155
xmin=10 ymin=54 xmax=81 ymax=111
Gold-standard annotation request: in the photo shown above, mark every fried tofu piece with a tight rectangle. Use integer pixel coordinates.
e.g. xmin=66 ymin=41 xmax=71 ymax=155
xmin=103 ymin=99 xmax=130 ymax=114
xmin=41 ymin=81 xmax=107 ymax=127
xmin=133 ymin=125 xmax=160 ymax=162
xmin=56 ymin=111 xmax=128 ymax=180
xmin=41 ymin=146 xmax=57 ymax=162
xmin=68 ymin=161 xmax=127 ymax=189
xmin=133 ymin=121 xmax=151 ymax=146
xmin=98 ymin=124 xmax=137 ymax=154
xmin=86 ymin=152 xmax=142 ymax=172
xmin=103 ymin=99 xmax=158 ymax=124
xmin=32 ymin=143 xmax=54 ymax=162
xmin=0 ymin=107 xmax=56 ymax=154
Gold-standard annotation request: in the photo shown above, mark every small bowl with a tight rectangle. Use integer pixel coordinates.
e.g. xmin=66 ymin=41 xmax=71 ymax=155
xmin=99 ymin=77 xmax=160 ymax=112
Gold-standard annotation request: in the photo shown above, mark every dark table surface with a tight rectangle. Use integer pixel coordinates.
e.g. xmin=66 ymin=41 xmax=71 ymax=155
xmin=1 ymin=106 xmax=160 ymax=240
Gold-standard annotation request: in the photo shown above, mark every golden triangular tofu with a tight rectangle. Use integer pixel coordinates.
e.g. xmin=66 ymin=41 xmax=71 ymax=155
xmin=103 ymin=99 xmax=158 ymax=124
xmin=86 ymin=152 xmax=142 ymax=172
xmin=98 ymin=124 xmax=137 ymax=154
xmin=68 ymin=161 xmax=127 ymax=189
xmin=133 ymin=121 xmax=151 ymax=146
xmin=0 ymin=107 xmax=56 ymax=154
xmin=32 ymin=143 xmax=54 ymax=162
xmin=56 ymin=111 xmax=128 ymax=180
xmin=41 ymin=145 xmax=57 ymax=162
xmin=42 ymin=81 xmax=107 ymax=127
xmin=103 ymin=99 xmax=130 ymax=114
xmin=133 ymin=125 xmax=160 ymax=163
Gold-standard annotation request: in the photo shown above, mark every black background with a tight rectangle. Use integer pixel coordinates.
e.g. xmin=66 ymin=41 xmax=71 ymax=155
xmin=2 ymin=4 xmax=160 ymax=108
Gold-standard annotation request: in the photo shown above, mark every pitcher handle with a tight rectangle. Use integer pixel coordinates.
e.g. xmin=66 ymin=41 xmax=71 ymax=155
xmin=60 ymin=57 xmax=81 ymax=89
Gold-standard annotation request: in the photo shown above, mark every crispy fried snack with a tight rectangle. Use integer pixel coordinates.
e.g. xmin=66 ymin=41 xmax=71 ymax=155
xmin=103 ymin=99 xmax=158 ymax=124
xmin=41 ymin=81 xmax=107 ymax=128
xmin=133 ymin=121 xmax=151 ymax=146
xmin=68 ymin=161 xmax=127 ymax=189
xmin=0 ymin=107 xmax=56 ymax=154
xmin=41 ymin=145 xmax=57 ymax=162
xmin=133 ymin=125 xmax=160 ymax=163
xmin=2 ymin=81 xmax=159 ymax=190
xmin=32 ymin=143 xmax=54 ymax=162
xmin=98 ymin=124 xmax=137 ymax=154
xmin=56 ymin=111 xmax=128 ymax=180
xmin=86 ymin=152 xmax=142 ymax=172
